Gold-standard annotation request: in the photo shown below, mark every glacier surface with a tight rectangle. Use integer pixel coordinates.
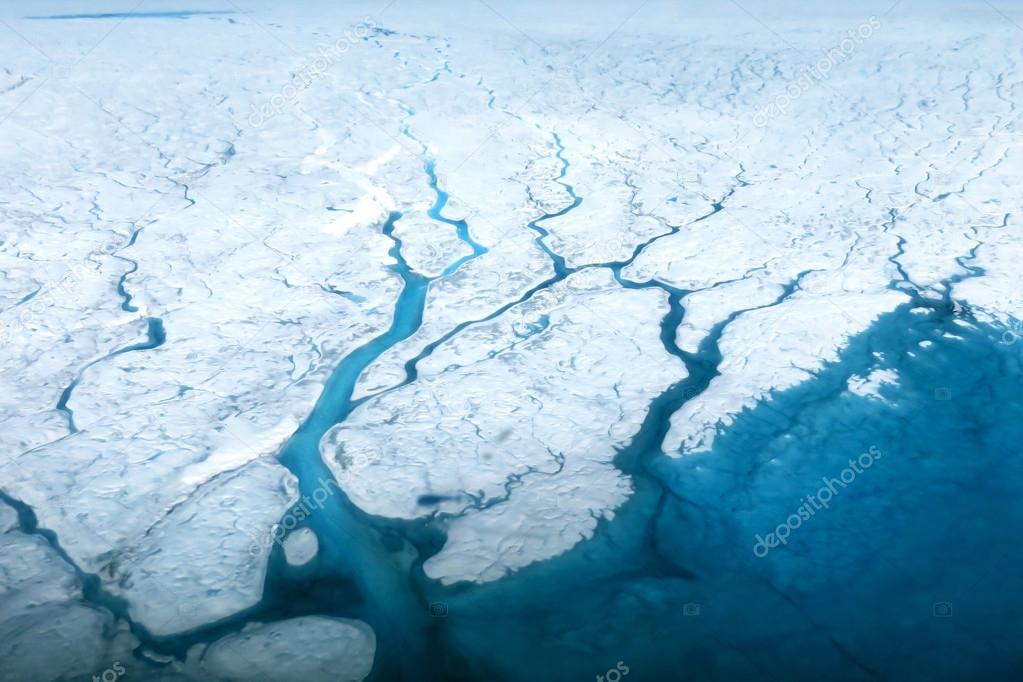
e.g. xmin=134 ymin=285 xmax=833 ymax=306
xmin=2 ymin=0 xmax=1023 ymax=680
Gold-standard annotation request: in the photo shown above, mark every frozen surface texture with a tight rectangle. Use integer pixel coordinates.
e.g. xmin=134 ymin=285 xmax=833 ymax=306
xmin=2 ymin=0 xmax=1022 ymax=680
xmin=187 ymin=616 xmax=376 ymax=682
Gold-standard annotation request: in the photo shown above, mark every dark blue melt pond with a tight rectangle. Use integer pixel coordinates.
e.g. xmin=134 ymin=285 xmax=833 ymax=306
xmin=434 ymin=305 xmax=1023 ymax=681
xmin=26 ymin=10 xmax=234 ymax=20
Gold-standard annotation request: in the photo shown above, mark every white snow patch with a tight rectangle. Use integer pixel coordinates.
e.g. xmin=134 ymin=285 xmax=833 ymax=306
xmin=847 ymin=368 xmax=899 ymax=400
xmin=283 ymin=527 xmax=319 ymax=567
xmin=191 ymin=616 xmax=375 ymax=682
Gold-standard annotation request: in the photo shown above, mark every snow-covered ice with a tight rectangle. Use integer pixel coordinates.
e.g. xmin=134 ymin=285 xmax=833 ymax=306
xmin=187 ymin=616 xmax=375 ymax=682
xmin=282 ymin=526 xmax=319 ymax=566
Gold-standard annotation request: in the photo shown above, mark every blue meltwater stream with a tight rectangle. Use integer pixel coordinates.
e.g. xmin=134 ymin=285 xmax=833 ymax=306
xmin=272 ymin=211 xmax=436 ymax=681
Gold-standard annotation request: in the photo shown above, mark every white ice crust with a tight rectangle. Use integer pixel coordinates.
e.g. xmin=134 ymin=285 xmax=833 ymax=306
xmin=188 ymin=616 xmax=376 ymax=682
xmin=847 ymin=368 xmax=900 ymax=400
xmin=283 ymin=527 xmax=320 ymax=566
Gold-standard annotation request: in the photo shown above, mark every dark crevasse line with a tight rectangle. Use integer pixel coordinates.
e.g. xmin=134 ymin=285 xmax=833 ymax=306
xmin=14 ymin=286 xmax=41 ymax=305
xmin=0 ymin=489 xmax=150 ymax=645
xmin=523 ymin=132 xmax=581 ymax=276
xmin=25 ymin=10 xmax=236 ymax=19
xmin=0 ymin=76 xmax=31 ymax=96
xmin=56 ymin=318 xmax=166 ymax=434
